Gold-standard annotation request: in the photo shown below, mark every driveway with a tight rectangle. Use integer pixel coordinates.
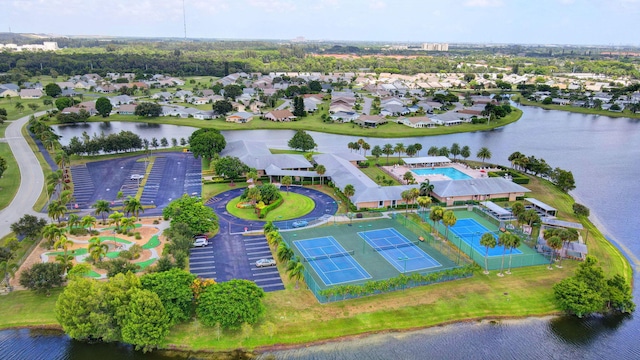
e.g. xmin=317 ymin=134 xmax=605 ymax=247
xmin=0 ymin=111 xmax=49 ymax=239
xmin=362 ymin=96 xmax=373 ymax=115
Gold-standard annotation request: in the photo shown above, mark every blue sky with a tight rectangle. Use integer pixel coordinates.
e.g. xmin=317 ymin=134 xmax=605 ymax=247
xmin=2 ymin=0 xmax=639 ymax=45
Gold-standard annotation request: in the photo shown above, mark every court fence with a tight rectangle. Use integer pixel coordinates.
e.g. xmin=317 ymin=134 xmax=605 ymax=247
xmin=307 ymin=264 xmax=476 ymax=303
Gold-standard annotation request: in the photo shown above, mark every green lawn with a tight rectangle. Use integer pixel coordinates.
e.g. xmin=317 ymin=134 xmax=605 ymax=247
xmin=515 ymin=97 xmax=640 ymax=119
xmin=202 ymin=182 xmax=248 ymax=200
xmin=0 ymin=120 xmax=9 ymax=138
xmin=142 ymin=235 xmax=160 ymax=249
xmin=0 ymin=98 xmax=53 ymax=120
xmin=359 ymin=166 xmax=401 ymax=186
xmin=226 ymin=191 xmax=315 ymax=221
xmin=0 ymin=143 xmax=20 ymax=210
xmin=56 ymin=107 xmax=523 ymax=139
xmin=0 ymin=288 xmax=62 ymax=328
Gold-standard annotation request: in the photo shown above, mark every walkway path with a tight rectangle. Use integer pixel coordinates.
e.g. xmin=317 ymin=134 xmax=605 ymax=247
xmin=0 ymin=111 xmax=48 ymax=239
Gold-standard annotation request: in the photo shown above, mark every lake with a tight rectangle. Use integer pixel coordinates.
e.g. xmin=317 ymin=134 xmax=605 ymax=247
xmin=30 ymin=106 xmax=640 ymax=359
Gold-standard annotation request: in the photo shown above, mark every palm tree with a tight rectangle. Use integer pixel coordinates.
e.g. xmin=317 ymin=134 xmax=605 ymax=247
xmin=510 ymin=202 xmax=525 ymax=225
xmin=116 ymin=191 xmax=124 ymax=211
xmin=123 ymin=196 xmax=144 ymax=219
xmin=47 ymin=200 xmax=67 ymax=224
xmin=394 ymin=143 xmax=406 ymax=162
xmin=558 ymin=228 xmax=579 ymax=267
xmin=419 ymin=180 xmax=434 ymax=197
xmin=246 ymin=186 xmax=262 ymax=206
xmin=429 ymin=206 xmax=444 ymax=236
xmin=343 ymin=184 xmax=355 ymax=205
xmin=401 ymin=190 xmax=412 ymax=214
xmin=14 ymin=102 xmax=24 ymax=113
xmin=54 ymin=151 xmax=70 ymax=170
xmin=55 ymin=253 xmax=75 ymax=273
xmin=438 ymin=146 xmax=450 ymax=157
xmin=480 ymin=232 xmax=497 ymax=274
xmin=88 ymin=237 xmax=109 ymax=263
xmin=414 ymin=143 xmax=423 ymax=157
xmin=506 ymin=234 xmax=522 ymax=274
xmin=277 ymin=243 xmax=294 ymax=264
xmin=108 ymin=211 xmax=124 ymax=231
xmin=416 ymin=196 xmax=432 ymax=218
xmin=361 ymin=142 xmax=371 ymax=157
xmin=476 ymin=147 xmax=492 ymax=163
xmin=460 ymin=146 xmax=471 ymax=161
xmin=42 ymin=223 xmax=64 ymax=248
xmin=402 ymin=171 xmax=415 ymax=185
xmin=407 ymin=188 xmax=419 ymax=211
xmin=442 ymin=210 xmax=457 ymax=240
xmin=81 ymin=215 xmax=97 ymax=233
xmin=316 ymin=164 xmax=326 ymax=186
xmin=497 ymin=232 xmax=511 ymax=277
xmin=508 ymin=151 xmax=525 ymax=169
xmin=266 ymin=230 xmax=282 ymax=249
xmin=281 ymin=176 xmax=293 ymax=193
xmin=286 ymin=259 xmax=305 ymax=289
xmin=427 ymin=146 xmax=439 ymax=156
xmin=121 ymin=216 xmax=136 ymax=234
xmin=382 ymin=143 xmax=394 ymax=165
xmin=546 ymin=235 xmax=563 ymax=270
xmin=93 ymin=199 xmax=111 ymax=224
xmin=67 ymin=213 xmax=79 ymax=232
xmin=54 ymin=235 xmax=74 ymax=257
xmin=450 ymin=143 xmax=461 ymax=160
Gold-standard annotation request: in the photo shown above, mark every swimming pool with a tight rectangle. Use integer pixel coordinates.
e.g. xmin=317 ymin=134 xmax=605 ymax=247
xmin=411 ymin=167 xmax=472 ymax=180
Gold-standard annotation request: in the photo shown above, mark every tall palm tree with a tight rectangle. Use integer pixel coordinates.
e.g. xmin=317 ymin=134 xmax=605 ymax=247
xmin=497 ymin=232 xmax=513 ymax=277
xmin=55 ymin=253 xmax=75 ymax=273
xmin=14 ymin=102 xmax=24 ymax=113
xmin=419 ymin=180 xmax=434 ymax=197
xmin=54 ymin=235 xmax=74 ymax=257
xmin=382 ymin=143 xmax=394 ymax=165
xmin=123 ymin=196 xmax=144 ymax=219
xmin=93 ymin=199 xmax=111 ymax=224
xmin=476 ymin=147 xmax=492 ymax=163
xmin=450 ymin=143 xmax=461 ymax=160
xmin=281 ymin=176 xmax=293 ymax=193
xmin=108 ymin=211 xmax=124 ymax=231
xmin=286 ymin=259 xmax=305 ymax=289
xmin=442 ymin=210 xmax=457 ymax=240
xmin=558 ymin=228 xmax=579 ymax=267
xmin=277 ymin=243 xmax=294 ymax=264
xmin=506 ymin=234 xmax=522 ymax=274
xmin=416 ymin=196 xmax=432 ymax=218
xmin=429 ymin=206 xmax=444 ymax=236
xmin=480 ymin=232 xmax=497 ymax=274
xmin=246 ymin=186 xmax=262 ymax=206
xmin=414 ymin=143 xmax=422 ymax=157
xmin=316 ymin=164 xmax=326 ymax=186
xmin=47 ymin=200 xmax=67 ymax=224
xmin=460 ymin=146 xmax=471 ymax=161
xmin=394 ymin=143 xmax=406 ymax=162
xmin=546 ymin=235 xmax=563 ymax=270
xmin=67 ymin=214 xmax=80 ymax=232
xmin=116 ymin=191 xmax=124 ymax=211
xmin=88 ymin=237 xmax=109 ymax=263
xmin=401 ymin=190 xmax=412 ymax=214
xmin=343 ymin=184 xmax=355 ymax=205
xmin=121 ymin=217 xmax=136 ymax=233
xmin=427 ymin=146 xmax=439 ymax=156
xmin=54 ymin=151 xmax=70 ymax=171
xmin=361 ymin=142 xmax=371 ymax=157
xmin=81 ymin=215 xmax=97 ymax=233
xmin=266 ymin=230 xmax=282 ymax=249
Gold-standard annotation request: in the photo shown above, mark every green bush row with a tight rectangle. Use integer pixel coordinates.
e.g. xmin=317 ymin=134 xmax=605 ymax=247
xmin=488 ymin=170 xmax=530 ymax=184
xmin=258 ymin=193 xmax=284 ymax=219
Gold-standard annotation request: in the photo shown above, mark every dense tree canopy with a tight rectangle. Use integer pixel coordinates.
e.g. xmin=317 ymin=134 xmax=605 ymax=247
xmin=196 ymin=279 xmax=265 ymax=330
xmin=214 ymin=156 xmax=249 ymax=180
xmin=95 ymin=97 xmax=113 ymax=117
xmin=19 ymin=262 xmax=65 ymax=295
xmin=188 ymin=128 xmax=226 ymax=159
xmin=162 ymin=194 xmax=219 ymax=235
xmin=10 ymin=214 xmax=47 ymax=241
xmin=134 ymin=102 xmax=162 ymax=117
xmin=288 ymin=130 xmax=316 ymax=152
xmin=212 ymin=99 xmax=233 ymax=115
xmin=44 ymin=83 xmax=62 ymax=97
xmin=121 ymin=288 xmax=170 ymax=353
xmin=141 ymin=269 xmax=196 ymax=325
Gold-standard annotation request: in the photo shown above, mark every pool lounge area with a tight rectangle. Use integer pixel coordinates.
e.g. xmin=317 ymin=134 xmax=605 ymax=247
xmin=412 ymin=167 xmax=472 ymax=180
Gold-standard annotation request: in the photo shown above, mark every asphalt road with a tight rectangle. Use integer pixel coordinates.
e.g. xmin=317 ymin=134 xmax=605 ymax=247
xmin=0 ymin=112 xmax=49 ymax=239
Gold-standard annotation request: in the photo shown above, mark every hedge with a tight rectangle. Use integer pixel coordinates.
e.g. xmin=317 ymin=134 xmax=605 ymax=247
xmin=488 ymin=170 xmax=530 ymax=184
xmin=257 ymin=193 xmax=284 ymax=219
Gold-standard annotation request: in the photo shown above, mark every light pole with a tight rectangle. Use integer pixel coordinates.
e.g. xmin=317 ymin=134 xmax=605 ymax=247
xmin=398 ymin=256 xmax=408 ymax=274
xmin=334 ymin=200 xmax=341 ymax=226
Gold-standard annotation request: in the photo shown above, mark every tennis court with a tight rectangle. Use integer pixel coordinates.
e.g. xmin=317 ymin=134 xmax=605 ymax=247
xmin=293 ymin=236 xmax=371 ymax=286
xmin=450 ymin=218 xmax=522 ymax=257
xmin=358 ymin=228 xmax=442 ymax=272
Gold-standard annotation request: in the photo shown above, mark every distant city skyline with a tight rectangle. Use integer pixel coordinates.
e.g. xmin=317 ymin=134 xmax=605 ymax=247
xmin=2 ymin=0 xmax=639 ymax=46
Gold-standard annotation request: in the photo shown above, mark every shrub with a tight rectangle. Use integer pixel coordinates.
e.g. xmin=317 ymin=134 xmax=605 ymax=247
xmin=119 ymin=250 xmax=134 ymax=260
xmin=573 ymin=203 xmax=590 ymax=216
xmin=135 ymin=232 xmax=142 ymax=240
xmin=69 ymin=227 xmax=89 ymax=236
xmin=153 ymin=220 xmax=160 ymax=225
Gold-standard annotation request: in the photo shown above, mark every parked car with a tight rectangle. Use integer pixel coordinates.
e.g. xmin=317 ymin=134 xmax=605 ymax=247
xmin=255 ymin=258 xmax=276 ymax=267
xmin=193 ymin=238 xmax=209 ymax=247
xmin=130 ymin=174 xmax=144 ymax=180
xmin=193 ymin=234 xmax=208 ymax=239
xmin=291 ymin=220 xmax=308 ymax=228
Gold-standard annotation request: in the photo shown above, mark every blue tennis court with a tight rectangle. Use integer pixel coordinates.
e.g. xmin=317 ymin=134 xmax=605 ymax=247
xmin=294 ymin=236 xmax=371 ymax=286
xmin=357 ymin=228 xmax=441 ymax=273
xmin=450 ymin=218 xmax=522 ymax=257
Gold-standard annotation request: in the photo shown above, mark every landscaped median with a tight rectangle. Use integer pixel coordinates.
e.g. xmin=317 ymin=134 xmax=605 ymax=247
xmin=226 ymin=190 xmax=315 ymax=221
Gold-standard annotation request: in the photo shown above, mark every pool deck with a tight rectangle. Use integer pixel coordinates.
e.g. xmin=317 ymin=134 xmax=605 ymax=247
xmin=383 ymin=162 xmax=499 ymax=183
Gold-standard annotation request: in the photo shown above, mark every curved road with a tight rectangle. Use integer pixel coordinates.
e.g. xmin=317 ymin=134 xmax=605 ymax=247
xmin=0 ymin=112 xmax=47 ymax=239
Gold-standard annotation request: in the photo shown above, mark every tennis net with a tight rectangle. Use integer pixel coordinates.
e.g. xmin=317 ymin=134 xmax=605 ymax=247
xmin=302 ymin=250 xmax=355 ymax=262
xmin=371 ymin=241 xmax=420 ymax=252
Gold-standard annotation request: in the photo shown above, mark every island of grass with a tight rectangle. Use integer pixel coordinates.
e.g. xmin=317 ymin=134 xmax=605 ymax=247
xmin=226 ymin=190 xmax=315 ymax=221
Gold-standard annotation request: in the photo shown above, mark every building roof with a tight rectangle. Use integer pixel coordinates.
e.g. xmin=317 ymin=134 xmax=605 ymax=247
xmin=220 ymin=140 xmax=311 ymax=171
xmin=525 ymin=198 xmax=557 ymax=212
xmin=481 ymin=201 xmax=511 ymax=216
xmin=402 ymin=156 xmax=451 ymax=165
xmin=432 ymin=178 xmax=530 ymax=198
xmin=541 ymin=218 xmax=584 ymax=230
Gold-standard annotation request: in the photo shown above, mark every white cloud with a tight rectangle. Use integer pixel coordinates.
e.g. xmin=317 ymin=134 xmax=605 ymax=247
xmin=463 ymin=0 xmax=504 ymax=7
xmin=369 ymin=0 xmax=387 ymax=9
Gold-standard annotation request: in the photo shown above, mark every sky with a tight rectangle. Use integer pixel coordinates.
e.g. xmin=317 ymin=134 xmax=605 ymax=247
xmin=1 ymin=0 xmax=639 ymax=45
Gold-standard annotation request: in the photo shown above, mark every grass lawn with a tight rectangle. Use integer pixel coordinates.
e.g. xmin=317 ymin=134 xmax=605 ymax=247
xmin=269 ymin=149 xmax=320 ymax=155
xmin=21 ymin=124 xmax=52 ymax=212
xmin=515 ymin=97 xmax=640 ymax=119
xmin=0 ymin=120 xmax=10 ymax=138
xmin=142 ymin=235 xmax=160 ymax=249
xmin=0 ymin=143 xmax=20 ymax=210
xmin=0 ymin=288 xmax=62 ymax=328
xmin=359 ymin=166 xmax=401 ymax=186
xmin=202 ymin=181 xmax=248 ymax=200
xmin=0 ymin=98 xmax=52 ymax=120
xmin=226 ymin=191 xmax=315 ymax=221
xmin=60 ymin=107 xmax=523 ymax=139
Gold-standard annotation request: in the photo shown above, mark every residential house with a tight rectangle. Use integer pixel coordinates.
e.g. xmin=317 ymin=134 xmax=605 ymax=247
xmin=430 ymin=178 xmax=530 ymax=206
xmin=115 ymin=104 xmax=137 ymax=115
xmin=19 ymin=89 xmax=43 ymax=99
xmin=354 ymin=115 xmax=387 ymax=128
xmin=0 ymin=88 xmax=20 ymax=98
xmin=330 ymin=111 xmax=359 ymax=122
xmin=152 ymin=92 xmax=173 ymax=101
xmin=397 ymin=116 xmax=435 ymax=128
xmin=264 ymin=109 xmax=296 ymax=122
xmin=109 ymin=95 xmax=133 ymax=107
xmin=226 ymin=112 xmax=254 ymax=123
xmin=194 ymin=110 xmax=217 ymax=120
xmin=380 ymin=104 xmax=409 ymax=116
xmin=174 ymin=90 xmax=193 ymax=101
xmin=56 ymin=81 xmax=76 ymax=90
xmin=220 ymin=140 xmax=312 ymax=177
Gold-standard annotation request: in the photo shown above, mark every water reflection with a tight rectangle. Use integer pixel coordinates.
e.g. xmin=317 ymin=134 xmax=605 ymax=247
xmin=548 ymin=315 xmax=629 ymax=346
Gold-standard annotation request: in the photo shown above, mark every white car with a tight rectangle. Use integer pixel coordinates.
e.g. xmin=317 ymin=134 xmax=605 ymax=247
xmin=255 ymin=259 xmax=276 ymax=267
xmin=193 ymin=238 xmax=209 ymax=247
xmin=130 ymin=174 xmax=144 ymax=180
